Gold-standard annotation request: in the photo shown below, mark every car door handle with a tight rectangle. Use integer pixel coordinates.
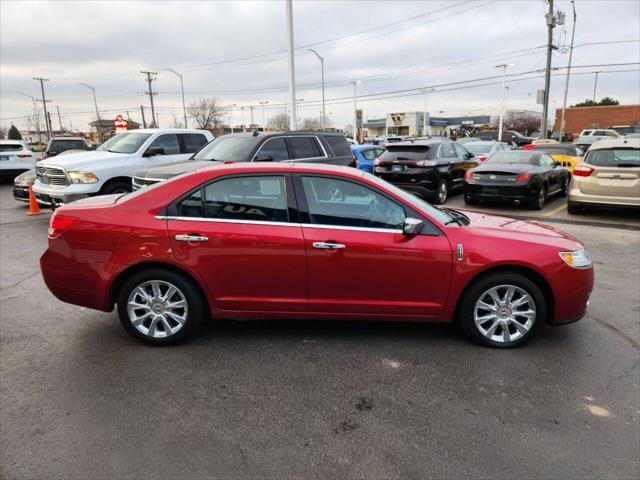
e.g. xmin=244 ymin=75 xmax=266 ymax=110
xmin=175 ymin=234 xmax=209 ymax=243
xmin=313 ymin=241 xmax=346 ymax=250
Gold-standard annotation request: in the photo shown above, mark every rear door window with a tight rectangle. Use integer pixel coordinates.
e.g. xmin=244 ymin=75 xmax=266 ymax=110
xmin=361 ymin=148 xmax=384 ymax=160
xmin=148 ymin=134 xmax=180 ymax=155
xmin=255 ymin=137 xmax=290 ymax=161
xmin=323 ymin=136 xmax=352 ymax=156
xmin=439 ymin=143 xmax=457 ymax=159
xmin=287 ymin=136 xmax=323 ymax=159
xmin=452 ymin=143 xmax=469 ymax=159
xmin=181 ymin=134 xmax=208 ymax=154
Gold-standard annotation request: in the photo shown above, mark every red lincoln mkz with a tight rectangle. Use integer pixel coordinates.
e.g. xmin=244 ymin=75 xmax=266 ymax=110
xmin=40 ymin=163 xmax=594 ymax=348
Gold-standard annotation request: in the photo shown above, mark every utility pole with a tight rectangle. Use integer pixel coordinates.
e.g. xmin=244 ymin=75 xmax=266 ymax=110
xmin=592 ymin=71 xmax=602 ymax=104
xmin=423 ymin=87 xmax=435 ymax=137
xmin=228 ymin=104 xmax=236 ymax=133
xmin=559 ymin=1 xmax=576 ymax=142
xmin=47 ymin=112 xmax=53 ymax=136
xmin=20 ymin=93 xmax=42 ymax=146
xmin=309 ymin=49 xmax=325 ymax=129
xmin=285 ymin=0 xmax=298 ymax=130
xmin=56 ymin=105 xmax=63 ymax=132
xmin=140 ymin=105 xmax=147 ymax=128
xmin=496 ymin=64 xmax=513 ymax=141
xmin=79 ymin=83 xmax=103 ymax=142
xmin=140 ymin=71 xmax=158 ymax=127
xmin=351 ymin=80 xmax=361 ymax=142
xmin=541 ymin=0 xmax=558 ymax=139
xmin=259 ymin=101 xmax=269 ymax=129
xmin=164 ymin=68 xmax=187 ymax=128
xmin=241 ymin=107 xmax=246 ymax=131
xmin=33 ymin=77 xmax=52 ymax=140
xmin=250 ymin=105 xmax=254 ymax=128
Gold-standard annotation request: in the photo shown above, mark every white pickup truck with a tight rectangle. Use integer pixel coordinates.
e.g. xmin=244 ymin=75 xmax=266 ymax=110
xmin=33 ymin=128 xmax=213 ymax=207
xmin=573 ymin=129 xmax=620 ymax=151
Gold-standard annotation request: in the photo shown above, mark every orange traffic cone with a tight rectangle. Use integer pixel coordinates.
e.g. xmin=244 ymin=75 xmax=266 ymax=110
xmin=27 ymin=185 xmax=45 ymax=216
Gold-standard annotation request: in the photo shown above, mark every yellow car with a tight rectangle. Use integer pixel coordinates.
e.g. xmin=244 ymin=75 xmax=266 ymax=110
xmin=531 ymin=143 xmax=583 ymax=173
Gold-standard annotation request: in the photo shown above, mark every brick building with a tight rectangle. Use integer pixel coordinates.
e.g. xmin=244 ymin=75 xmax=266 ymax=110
xmin=553 ymin=104 xmax=640 ymax=135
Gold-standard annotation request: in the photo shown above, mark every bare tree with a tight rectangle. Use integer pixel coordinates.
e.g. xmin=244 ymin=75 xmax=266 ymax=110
xmin=505 ymin=112 xmax=542 ymax=135
xmin=186 ymin=98 xmax=221 ymax=130
xmin=343 ymin=124 xmax=354 ymax=136
xmin=0 ymin=126 xmax=7 ymax=139
xmin=267 ymin=112 xmax=290 ymax=131
xmin=300 ymin=117 xmax=322 ymax=131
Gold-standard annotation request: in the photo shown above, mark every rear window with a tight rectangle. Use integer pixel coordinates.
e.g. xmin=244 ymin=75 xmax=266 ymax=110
xmin=323 ymin=135 xmax=352 ymax=156
xmin=465 ymin=144 xmax=493 ymax=154
xmin=181 ymin=134 xmax=209 ymax=154
xmin=533 ymin=144 xmax=577 ymax=156
xmin=585 ymin=149 xmax=640 ymax=168
xmin=0 ymin=143 xmax=22 ymax=152
xmin=49 ymin=140 xmax=86 ymax=151
xmin=486 ymin=151 xmax=535 ymax=165
xmin=379 ymin=145 xmax=430 ymax=161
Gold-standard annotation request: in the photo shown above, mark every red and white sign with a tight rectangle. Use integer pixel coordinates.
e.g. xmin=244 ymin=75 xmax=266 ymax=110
xmin=114 ymin=115 xmax=128 ymax=133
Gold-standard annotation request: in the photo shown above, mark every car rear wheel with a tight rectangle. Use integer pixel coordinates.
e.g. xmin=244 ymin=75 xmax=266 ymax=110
xmin=464 ymin=195 xmax=477 ymax=205
xmin=101 ymin=180 xmax=132 ymax=195
xmin=432 ymin=179 xmax=448 ymax=205
xmin=567 ymin=202 xmax=584 ymax=215
xmin=460 ymin=273 xmax=545 ymax=348
xmin=117 ymin=269 xmax=205 ymax=345
xmin=529 ymin=184 xmax=546 ymax=210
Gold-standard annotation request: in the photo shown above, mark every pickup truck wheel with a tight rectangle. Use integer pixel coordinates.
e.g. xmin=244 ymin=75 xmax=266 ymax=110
xmin=101 ymin=180 xmax=132 ymax=195
xmin=117 ymin=269 xmax=205 ymax=345
xmin=460 ymin=273 xmax=545 ymax=348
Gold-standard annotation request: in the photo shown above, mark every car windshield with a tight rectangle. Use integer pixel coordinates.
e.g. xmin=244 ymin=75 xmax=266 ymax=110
xmin=362 ymin=172 xmax=452 ymax=225
xmin=486 ymin=151 xmax=534 ymax=165
xmin=192 ymin=136 xmax=256 ymax=162
xmin=97 ymin=132 xmax=152 ymax=154
xmin=465 ymin=144 xmax=493 ymax=154
xmin=586 ymin=149 xmax=640 ymax=168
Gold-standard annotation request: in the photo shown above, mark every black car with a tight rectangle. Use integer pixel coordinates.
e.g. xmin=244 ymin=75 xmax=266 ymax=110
xmin=133 ymin=131 xmax=353 ymax=189
xmin=44 ymin=137 xmax=92 ymax=158
xmin=373 ymin=139 xmax=477 ymax=204
xmin=463 ymin=150 xmax=570 ymax=210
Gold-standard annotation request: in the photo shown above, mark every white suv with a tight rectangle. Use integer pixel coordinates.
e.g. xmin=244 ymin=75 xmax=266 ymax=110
xmin=33 ymin=128 xmax=212 ymax=207
xmin=0 ymin=140 xmax=36 ymax=179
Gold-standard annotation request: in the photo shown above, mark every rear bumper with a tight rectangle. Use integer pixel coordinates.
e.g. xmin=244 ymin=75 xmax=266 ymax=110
xmin=464 ymin=182 xmax=536 ymax=201
xmin=568 ymin=187 xmax=640 ymax=208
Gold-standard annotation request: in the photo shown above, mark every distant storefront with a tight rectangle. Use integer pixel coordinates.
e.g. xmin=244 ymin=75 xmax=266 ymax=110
xmin=363 ymin=112 xmax=493 ymax=139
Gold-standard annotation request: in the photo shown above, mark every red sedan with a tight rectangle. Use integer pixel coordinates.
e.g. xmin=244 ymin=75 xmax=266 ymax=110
xmin=40 ymin=163 xmax=594 ymax=348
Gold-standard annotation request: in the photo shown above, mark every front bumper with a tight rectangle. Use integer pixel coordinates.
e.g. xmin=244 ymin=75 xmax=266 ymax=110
xmin=32 ymin=182 xmax=97 ymax=207
xmin=13 ymin=184 xmax=30 ymax=202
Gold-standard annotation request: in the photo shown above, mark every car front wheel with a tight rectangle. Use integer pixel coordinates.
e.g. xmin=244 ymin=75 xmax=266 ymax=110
xmin=433 ymin=179 xmax=449 ymax=205
xmin=117 ymin=269 xmax=205 ymax=345
xmin=529 ymin=184 xmax=546 ymax=210
xmin=460 ymin=273 xmax=545 ymax=348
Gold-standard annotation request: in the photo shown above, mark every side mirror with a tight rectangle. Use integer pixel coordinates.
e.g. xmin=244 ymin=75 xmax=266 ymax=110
xmin=402 ymin=217 xmax=424 ymax=236
xmin=143 ymin=146 xmax=165 ymax=157
xmin=254 ymin=154 xmax=274 ymax=162
xmin=466 ymin=153 xmax=475 ymax=159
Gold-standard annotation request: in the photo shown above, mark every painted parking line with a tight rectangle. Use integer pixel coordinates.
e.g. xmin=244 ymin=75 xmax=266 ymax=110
xmin=543 ymin=203 xmax=567 ymax=217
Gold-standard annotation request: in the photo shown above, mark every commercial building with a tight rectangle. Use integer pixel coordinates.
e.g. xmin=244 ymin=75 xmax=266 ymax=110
xmin=363 ymin=112 xmax=493 ymax=139
xmin=553 ymin=104 xmax=640 ymax=135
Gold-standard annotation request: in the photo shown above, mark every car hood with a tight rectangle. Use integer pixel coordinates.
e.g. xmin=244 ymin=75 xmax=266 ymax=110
xmin=473 ymin=163 xmax=538 ymax=174
xmin=459 ymin=209 xmax=582 ymax=250
xmin=135 ymin=160 xmax=221 ymax=179
xmin=38 ymin=150 xmax=127 ymax=170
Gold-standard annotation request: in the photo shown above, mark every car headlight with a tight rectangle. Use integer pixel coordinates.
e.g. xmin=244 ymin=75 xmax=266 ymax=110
xmin=559 ymin=249 xmax=592 ymax=269
xmin=68 ymin=171 xmax=98 ymax=184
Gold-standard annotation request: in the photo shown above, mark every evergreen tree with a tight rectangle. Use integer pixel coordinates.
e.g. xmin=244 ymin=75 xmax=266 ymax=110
xmin=8 ymin=125 xmax=22 ymax=140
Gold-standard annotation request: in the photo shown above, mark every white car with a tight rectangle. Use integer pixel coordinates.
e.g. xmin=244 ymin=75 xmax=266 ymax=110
xmin=462 ymin=141 xmax=509 ymax=163
xmin=33 ymin=128 xmax=213 ymax=207
xmin=0 ymin=140 xmax=37 ymax=179
xmin=573 ymin=129 xmax=620 ymax=151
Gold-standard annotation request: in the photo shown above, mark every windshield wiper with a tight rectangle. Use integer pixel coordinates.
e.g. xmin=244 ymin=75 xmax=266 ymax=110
xmin=439 ymin=207 xmax=469 ymax=226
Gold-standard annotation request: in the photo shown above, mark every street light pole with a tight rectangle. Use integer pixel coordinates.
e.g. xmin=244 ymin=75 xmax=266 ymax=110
xmin=541 ymin=0 xmax=556 ymax=139
xmin=79 ymin=83 xmax=102 ymax=142
xmin=496 ymin=64 xmax=513 ymax=142
xmin=423 ymin=87 xmax=435 ymax=137
xmin=351 ymin=80 xmax=361 ymax=143
xmin=559 ymin=1 xmax=576 ymax=142
xmin=33 ymin=77 xmax=52 ymax=141
xmin=592 ymin=71 xmax=602 ymax=104
xmin=20 ymin=93 xmax=42 ymax=147
xmin=285 ymin=0 xmax=298 ymax=131
xmin=164 ymin=68 xmax=188 ymax=128
xmin=259 ymin=101 xmax=269 ymax=129
xmin=308 ymin=49 xmax=325 ymax=129
xmin=228 ymin=104 xmax=236 ymax=133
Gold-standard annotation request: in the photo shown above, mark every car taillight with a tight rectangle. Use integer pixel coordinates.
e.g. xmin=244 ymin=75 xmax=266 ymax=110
xmin=573 ymin=165 xmax=595 ymax=177
xmin=414 ymin=160 xmax=438 ymax=167
xmin=516 ymin=172 xmax=532 ymax=183
xmin=48 ymin=213 xmax=78 ymax=239
xmin=17 ymin=154 xmax=33 ymax=158
xmin=478 ymin=156 xmax=487 ymax=162
xmin=354 ymin=157 xmax=359 ymax=168
xmin=374 ymin=158 xmax=382 ymax=166
xmin=465 ymin=170 xmax=474 ymax=181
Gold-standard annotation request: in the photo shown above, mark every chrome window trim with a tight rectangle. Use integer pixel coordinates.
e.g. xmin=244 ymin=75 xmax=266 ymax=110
xmin=156 ymin=215 xmax=402 ymax=234
xmin=251 ymin=135 xmax=328 ymax=162
xmin=133 ymin=177 xmax=166 ymax=183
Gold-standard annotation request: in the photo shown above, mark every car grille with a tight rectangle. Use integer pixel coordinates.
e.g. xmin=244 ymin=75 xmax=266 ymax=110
xmin=472 ymin=173 xmax=517 ymax=183
xmin=132 ymin=177 xmax=161 ymax=190
xmin=35 ymin=166 xmax=70 ymax=186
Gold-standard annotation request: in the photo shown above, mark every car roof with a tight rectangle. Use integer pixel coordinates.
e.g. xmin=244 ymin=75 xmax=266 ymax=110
xmin=589 ymin=138 xmax=640 ymax=149
xmin=466 ymin=141 xmax=502 ymax=146
xmin=0 ymin=139 xmax=26 ymax=144
xmin=390 ymin=139 xmax=450 ymax=146
xmin=121 ymin=128 xmax=212 ymax=135
xmin=194 ymin=161 xmax=363 ymax=177
xmin=220 ymin=131 xmax=346 ymax=139
xmin=351 ymin=144 xmax=381 ymax=150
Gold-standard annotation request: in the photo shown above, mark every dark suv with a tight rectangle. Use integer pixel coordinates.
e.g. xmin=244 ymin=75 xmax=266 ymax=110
xmin=373 ymin=139 xmax=478 ymax=204
xmin=45 ymin=137 xmax=92 ymax=157
xmin=133 ymin=131 xmax=353 ymax=189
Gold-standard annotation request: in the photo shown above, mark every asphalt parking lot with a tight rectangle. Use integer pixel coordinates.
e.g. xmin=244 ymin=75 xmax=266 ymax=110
xmin=1 ymin=182 xmax=638 ymax=479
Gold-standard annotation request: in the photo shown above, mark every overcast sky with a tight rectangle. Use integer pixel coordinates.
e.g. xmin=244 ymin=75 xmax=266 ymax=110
xmin=1 ymin=0 xmax=639 ymax=132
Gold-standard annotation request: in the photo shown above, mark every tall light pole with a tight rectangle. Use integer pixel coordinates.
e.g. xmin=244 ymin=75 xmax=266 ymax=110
xmin=559 ymin=1 xmax=576 ymax=142
xmin=259 ymin=101 xmax=269 ymax=129
xmin=423 ymin=87 xmax=435 ymax=137
xmin=351 ymin=80 xmax=361 ymax=142
xmin=228 ymin=104 xmax=236 ymax=133
xmin=592 ymin=71 xmax=602 ymax=104
xmin=164 ymin=68 xmax=188 ymax=128
xmin=496 ymin=64 xmax=514 ymax=141
xmin=20 ymin=93 xmax=42 ymax=146
xmin=33 ymin=77 xmax=52 ymax=140
xmin=308 ymin=48 xmax=325 ymax=129
xmin=241 ymin=106 xmax=246 ymax=131
xmin=79 ymin=83 xmax=103 ymax=141
xmin=285 ymin=0 xmax=298 ymax=131
xmin=541 ymin=0 xmax=560 ymax=139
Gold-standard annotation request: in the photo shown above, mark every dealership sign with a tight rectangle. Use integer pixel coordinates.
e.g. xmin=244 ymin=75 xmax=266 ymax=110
xmin=114 ymin=115 xmax=128 ymax=133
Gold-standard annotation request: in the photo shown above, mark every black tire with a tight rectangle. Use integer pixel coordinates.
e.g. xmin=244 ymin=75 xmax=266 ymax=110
xmin=101 ymin=179 xmax=132 ymax=195
xmin=432 ymin=179 xmax=449 ymax=205
xmin=529 ymin=184 xmax=546 ymax=210
xmin=460 ymin=272 xmax=545 ymax=348
xmin=464 ymin=195 xmax=477 ymax=205
xmin=567 ymin=202 xmax=583 ymax=215
xmin=116 ymin=268 xmax=206 ymax=345
xmin=559 ymin=177 xmax=569 ymax=197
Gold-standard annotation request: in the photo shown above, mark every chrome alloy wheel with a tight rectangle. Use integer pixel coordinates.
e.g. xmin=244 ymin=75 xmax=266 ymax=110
xmin=473 ymin=285 xmax=536 ymax=344
xmin=438 ymin=181 xmax=448 ymax=203
xmin=126 ymin=280 xmax=188 ymax=338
